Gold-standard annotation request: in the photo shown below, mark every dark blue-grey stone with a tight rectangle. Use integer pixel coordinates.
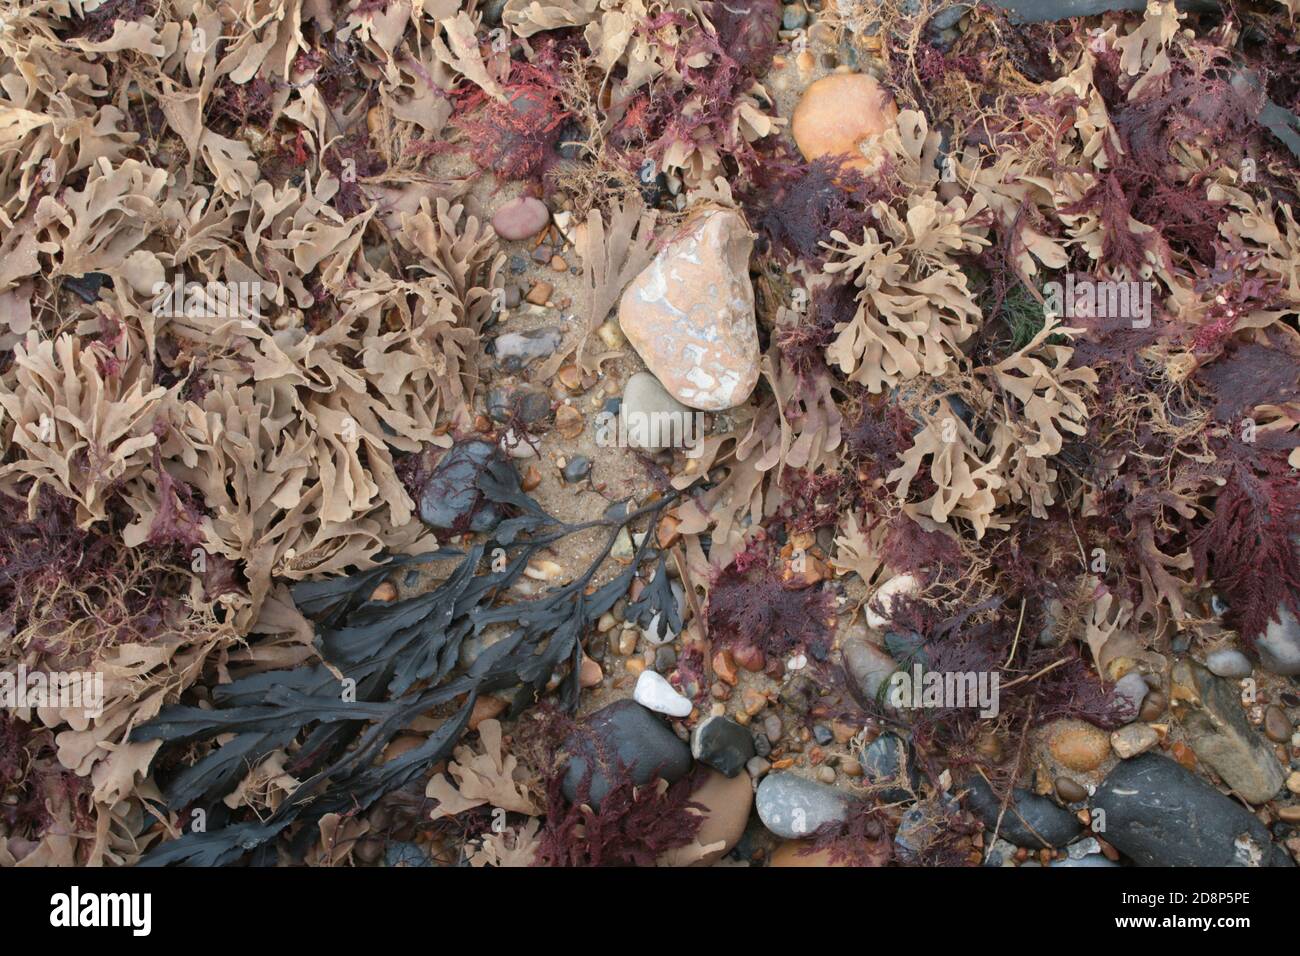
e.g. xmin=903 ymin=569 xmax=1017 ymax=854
xmin=964 ymin=776 xmax=1082 ymax=849
xmin=561 ymin=699 xmax=691 ymax=807
xmin=1091 ymin=753 xmax=1295 ymax=867
xmin=562 ymin=455 xmax=592 ymax=483
xmin=860 ymin=732 xmax=920 ymax=803
xmin=418 ymin=440 xmax=508 ymax=533
xmin=487 ymin=385 xmax=551 ymax=424
xmin=691 ymin=715 xmax=755 ymax=778
xmin=385 ymin=842 xmax=432 ymax=867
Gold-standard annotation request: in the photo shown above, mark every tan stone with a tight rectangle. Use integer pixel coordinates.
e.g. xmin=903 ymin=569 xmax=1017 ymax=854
xmin=792 ymin=73 xmax=899 ymax=175
xmin=658 ymin=769 xmax=753 ymax=866
xmin=1045 ymin=719 xmax=1111 ymax=772
xmin=769 ymin=840 xmax=853 ymax=867
xmin=617 ymin=209 xmax=759 ymax=411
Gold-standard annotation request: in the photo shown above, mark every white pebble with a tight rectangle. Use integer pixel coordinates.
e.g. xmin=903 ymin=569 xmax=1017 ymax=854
xmin=634 ymin=670 xmax=692 ymax=717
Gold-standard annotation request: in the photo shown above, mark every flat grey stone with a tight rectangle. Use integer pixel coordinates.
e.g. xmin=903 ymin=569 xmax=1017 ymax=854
xmin=756 ymin=772 xmax=850 ymax=839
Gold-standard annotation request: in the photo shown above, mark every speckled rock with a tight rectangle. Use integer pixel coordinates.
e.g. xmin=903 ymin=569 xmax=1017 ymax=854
xmin=617 ymin=209 xmax=759 ymax=411
xmin=1170 ymin=660 xmax=1284 ymax=804
xmin=1045 ymin=719 xmax=1112 ymax=773
xmin=1092 ymin=753 xmax=1294 ymax=867
xmin=756 ymin=772 xmax=851 ymax=839
xmin=561 ymin=699 xmax=691 ymax=807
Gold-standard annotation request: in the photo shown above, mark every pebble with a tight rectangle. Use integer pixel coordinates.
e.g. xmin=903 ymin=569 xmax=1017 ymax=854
xmin=579 ymin=654 xmax=603 ymax=688
xmin=524 ymin=280 xmax=553 ymax=306
xmin=487 ymin=384 xmax=551 ymax=423
xmin=755 ymin=772 xmax=851 ymax=839
xmin=619 ymin=372 xmax=697 ymax=450
xmin=1045 ymin=719 xmax=1112 ymax=773
xmin=860 ymin=732 xmax=920 ymax=802
xmin=554 ymin=404 xmax=584 ymax=439
xmin=692 ymin=715 xmax=757 ymax=777
xmin=633 ymin=669 xmax=693 ymax=717
xmin=782 ymin=3 xmax=808 ymax=29
xmin=965 ymin=777 xmax=1082 ymax=849
xmin=657 ymin=769 xmax=753 ymax=866
xmin=561 ymin=455 xmax=591 ymax=483
xmin=1110 ymin=723 xmax=1159 ymax=759
xmin=816 ymin=766 xmax=837 ymax=784
xmin=712 ymin=649 xmax=738 ymax=686
xmin=1205 ymin=648 xmax=1253 ymax=678
xmin=654 ymin=645 xmax=677 ymax=673
xmin=841 ymin=635 xmax=898 ymax=706
xmin=1263 ymin=705 xmax=1292 ymax=744
xmin=1257 ymin=604 xmax=1300 ymax=674
xmin=1138 ymin=690 xmax=1167 ymax=722
xmin=1055 ymin=777 xmax=1088 ymax=803
xmin=561 ymin=699 xmax=691 ymax=807
xmin=418 ymin=441 xmax=508 ymax=533
xmin=1092 ymin=753 xmax=1294 ymax=866
xmin=791 ymin=73 xmax=899 ymax=174
xmin=747 ymin=756 xmax=771 ymax=779
xmin=865 ymin=574 xmax=920 ymax=630
xmin=617 ymin=209 xmax=760 ymax=410
xmin=753 ymin=732 xmax=772 ymax=758
xmin=1171 ymin=660 xmax=1285 ymax=804
xmin=495 ymin=327 xmax=561 ymax=369
xmin=1112 ymin=671 xmax=1149 ymax=717
xmin=491 ymin=196 xmax=550 ymax=241
xmin=741 ymin=688 xmax=768 ymax=716
xmin=812 ymin=724 xmax=833 ymax=746
xmin=640 ymin=581 xmax=685 ymax=646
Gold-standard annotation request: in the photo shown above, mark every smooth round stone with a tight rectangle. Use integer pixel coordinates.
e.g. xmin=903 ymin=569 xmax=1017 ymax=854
xmin=491 ymin=196 xmax=550 ymax=241
xmin=561 ymin=699 xmax=691 ymax=807
xmin=755 ymin=772 xmax=850 ymax=839
xmin=620 ymin=372 xmax=695 ymax=451
xmin=640 ymin=581 xmax=685 ymax=645
xmin=792 ymin=73 xmax=900 ymax=175
xmin=1205 ymin=648 xmax=1253 ymax=679
xmin=633 ymin=669 xmax=692 ymax=717
xmin=658 ymin=769 xmax=753 ymax=866
xmin=1045 ymin=719 xmax=1111 ymax=773
xmin=1055 ymin=777 xmax=1088 ymax=803
xmin=1263 ymin=705 xmax=1293 ymax=744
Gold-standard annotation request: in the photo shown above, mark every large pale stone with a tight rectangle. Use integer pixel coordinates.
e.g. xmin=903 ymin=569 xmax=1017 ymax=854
xmin=617 ymin=209 xmax=759 ymax=411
